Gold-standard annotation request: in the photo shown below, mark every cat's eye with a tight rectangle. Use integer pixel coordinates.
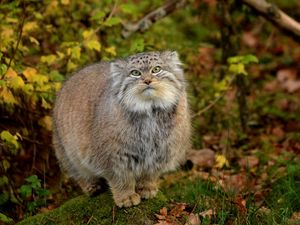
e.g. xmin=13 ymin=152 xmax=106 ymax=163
xmin=152 ymin=66 xmax=162 ymax=74
xmin=130 ymin=70 xmax=141 ymax=77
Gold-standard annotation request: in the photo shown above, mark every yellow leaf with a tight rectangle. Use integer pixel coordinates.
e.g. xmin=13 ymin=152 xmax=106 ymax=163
xmin=23 ymin=67 xmax=37 ymax=82
xmin=39 ymin=116 xmax=52 ymax=131
xmin=41 ymin=54 xmax=57 ymax=65
xmin=105 ymin=46 xmax=116 ymax=56
xmin=1 ymin=28 xmax=14 ymax=39
xmin=56 ymin=51 xmax=65 ymax=60
xmin=71 ymin=46 xmax=81 ymax=59
xmin=5 ymin=68 xmax=18 ymax=78
xmin=6 ymin=17 xmax=18 ymax=24
xmin=82 ymin=30 xmax=94 ymax=39
xmin=215 ymin=154 xmax=229 ymax=168
xmin=29 ymin=36 xmax=39 ymax=45
xmin=85 ymin=39 xmax=101 ymax=52
xmin=23 ymin=84 xmax=34 ymax=94
xmin=54 ymin=82 xmax=62 ymax=91
xmin=9 ymin=76 xmax=25 ymax=90
xmin=34 ymin=75 xmax=49 ymax=86
xmin=36 ymin=83 xmax=51 ymax=92
xmin=0 ymin=130 xmax=19 ymax=149
xmin=61 ymin=0 xmax=70 ymax=5
xmin=23 ymin=22 xmax=38 ymax=33
xmin=41 ymin=98 xmax=52 ymax=109
xmin=0 ymin=88 xmax=18 ymax=105
xmin=66 ymin=48 xmax=72 ymax=56
xmin=23 ymin=67 xmax=48 ymax=85
xmin=67 ymin=60 xmax=77 ymax=72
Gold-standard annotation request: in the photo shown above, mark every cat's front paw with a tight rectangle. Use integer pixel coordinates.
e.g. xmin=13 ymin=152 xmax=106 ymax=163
xmin=137 ymin=187 xmax=158 ymax=199
xmin=114 ymin=193 xmax=141 ymax=208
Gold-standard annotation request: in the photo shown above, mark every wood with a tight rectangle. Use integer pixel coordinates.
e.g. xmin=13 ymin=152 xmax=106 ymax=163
xmin=242 ymin=0 xmax=300 ymax=41
xmin=121 ymin=0 xmax=187 ymax=38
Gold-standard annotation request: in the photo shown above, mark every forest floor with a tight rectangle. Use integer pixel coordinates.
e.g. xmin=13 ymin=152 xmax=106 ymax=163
xmin=1 ymin=1 xmax=300 ymax=224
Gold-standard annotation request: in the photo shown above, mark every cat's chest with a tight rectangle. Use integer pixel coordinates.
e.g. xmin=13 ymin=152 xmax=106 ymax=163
xmin=124 ymin=111 xmax=175 ymax=172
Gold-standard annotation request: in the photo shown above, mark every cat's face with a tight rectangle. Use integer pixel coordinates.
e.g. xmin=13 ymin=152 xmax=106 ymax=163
xmin=110 ymin=51 xmax=185 ymax=113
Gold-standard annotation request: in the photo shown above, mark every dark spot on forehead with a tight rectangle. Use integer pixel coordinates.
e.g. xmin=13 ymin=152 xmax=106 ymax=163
xmin=127 ymin=52 xmax=162 ymax=66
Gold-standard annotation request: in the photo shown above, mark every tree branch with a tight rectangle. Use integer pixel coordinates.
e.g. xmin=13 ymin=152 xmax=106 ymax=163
xmin=121 ymin=0 xmax=187 ymax=38
xmin=241 ymin=0 xmax=300 ymax=42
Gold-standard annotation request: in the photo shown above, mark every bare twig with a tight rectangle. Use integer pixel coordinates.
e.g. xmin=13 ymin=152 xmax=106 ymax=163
xmin=192 ymin=77 xmax=235 ymax=118
xmin=7 ymin=0 xmax=26 ymax=70
xmin=121 ymin=0 xmax=187 ymax=38
xmin=241 ymin=0 xmax=300 ymax=42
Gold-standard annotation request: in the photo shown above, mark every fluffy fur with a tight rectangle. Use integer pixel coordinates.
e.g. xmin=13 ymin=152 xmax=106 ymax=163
xmin=52 ymin=51 xmax=191 ymax=207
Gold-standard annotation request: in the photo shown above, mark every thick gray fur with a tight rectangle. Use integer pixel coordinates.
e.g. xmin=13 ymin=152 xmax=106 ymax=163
xmin=52 ymin=51 xmax=191 ymax=207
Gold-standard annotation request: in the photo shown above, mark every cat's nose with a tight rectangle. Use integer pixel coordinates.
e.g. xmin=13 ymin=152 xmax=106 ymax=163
xmin=143 ymin=78 xmax=152 ymax=85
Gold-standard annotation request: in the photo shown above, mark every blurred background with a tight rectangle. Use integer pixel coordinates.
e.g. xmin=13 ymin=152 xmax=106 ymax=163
xmin=0 ymin=0 xmax=300 ymax=223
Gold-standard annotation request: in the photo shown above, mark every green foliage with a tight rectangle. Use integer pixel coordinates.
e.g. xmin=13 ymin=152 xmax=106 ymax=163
xmin=0 ymin=0 xmax=299 ymax=223
xmin=19 ymin=175 xmax=51 ymax=216
xmin=227 ymin=54 xmax=259 ymax=76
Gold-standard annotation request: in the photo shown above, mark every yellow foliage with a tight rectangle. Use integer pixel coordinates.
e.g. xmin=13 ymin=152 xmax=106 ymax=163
xmin=29 ymin=36 xmax=40 ymax=45
xmin=215 ymin=154 xmax=230 ymax=168
xmin=0 ymin=88 xmax=18 ymax=105
xmin=41 ymin=55 xmax=57 ymax=65
xmin=85 ymin=39 xmax=101 ymax=52
xmin=23 ymin=67 xmax=38 ymax=82
xmin=23 ymin=67 xmax=49 ymax=85
xmin=39 ymin=116 xmax=52 ymax=131
xmin=5 ymin=68 xmax=18 ymax=78
xmin=0 ymin=130 xmax=20 ymax=150
xmin=6 ymin=17 xmax=18 ymax=24
xmin=41 ymin=98 xmax=52 ymax=109
xmin=54 ymin=82 xmax=62 ymax=91
xmin=23 ymin=84 xmax=34 ymax=94
xmin=71 ymin=46 xmax=81 ymax=59
xmin=23 ymin=22 xmax=38 ymax=34
xmin=105 ymin=46 xmax=117 ymax=56
xmin=61 ymin=0 xmax=70 ymax=5
xmin=1 ymin=28 xmax=14 ymax=39
xmin=9 ymin=76 xmax=25 ymax=90
xmin=67 ymin=60 xmax=77 ymax=72
xmin=82 ymin=30 xmax=94 ymax=39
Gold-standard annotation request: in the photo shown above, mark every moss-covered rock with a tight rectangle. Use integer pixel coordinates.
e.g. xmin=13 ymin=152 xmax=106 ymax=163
xmin=17 ymin=191 xmax=168 ymax=225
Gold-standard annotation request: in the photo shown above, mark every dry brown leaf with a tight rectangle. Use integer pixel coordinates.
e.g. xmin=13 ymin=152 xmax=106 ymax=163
xmin=170 ymin=203 xmax=187 ymax=218
xmin=271 ymin=126 xmax=285 ymax=139
xmin=276 ymin=69 xmax=300 ymax=93
xmin=238 ymin=155 xmax=259 ymax=169
xmin=184 ymin=213 xmax=200 ymax=225
xmin=288 ymin=211 xmax=300 ymax=224
xmin=235 ymin=196 xmax=247 ymax=215
xmin=242 ymin=32 xmax=258 ymax=48
xmin=187 ymin=149 xmax=215 ymax=168
xmin=199 ymin=209 xmax=215 ymax=218
xmin=155 ymin=207 xmax=168 ymax=220
xmin=264 ymin=80 xmax=279 ymax=92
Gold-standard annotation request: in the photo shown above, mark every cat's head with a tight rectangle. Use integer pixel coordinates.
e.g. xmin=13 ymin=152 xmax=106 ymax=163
xmin=110 ymin=51 xmax=185 ymax=113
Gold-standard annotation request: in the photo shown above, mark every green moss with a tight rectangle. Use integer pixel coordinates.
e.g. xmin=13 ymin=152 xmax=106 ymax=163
xmin=17 ymin=191 xmax=167 ymax=225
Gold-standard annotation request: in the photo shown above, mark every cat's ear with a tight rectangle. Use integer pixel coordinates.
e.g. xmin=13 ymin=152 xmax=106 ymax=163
xmin=110 ymin=59 xmax=127 ymax=76
xmin=161 ymin=51 xmax=182 ymax=66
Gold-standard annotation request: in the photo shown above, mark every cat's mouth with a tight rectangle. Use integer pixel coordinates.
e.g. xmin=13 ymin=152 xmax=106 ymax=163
xmin=141 ymin=85 xmax=156 ymax=97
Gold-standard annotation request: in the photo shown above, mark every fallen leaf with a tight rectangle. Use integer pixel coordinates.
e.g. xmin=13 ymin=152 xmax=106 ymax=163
xmin=242 ymin=32 xmax=258 ymax=48
xmin=155 ymin=207 xmax=168 ymax=220
xmin=235 ymin=196 xmax=247 ymax=215
xmin=199 ymin=209 xmax=215 ymax=218
xmin=184 ymin=213 xmax=200 ymax=225
xmin=187 ymin=149 xmax=215 ymax=168
xmin=170 ymin=203 xmax=187 ymax=218
xmin=276 ymin=68 xmax=300 ymax=93
xmin=271 ymin=126 xmax=285 ymax=139
xmin=238 ymin=155 xmax=259 ymax=169
xmin=215 ymin=154 xmax=229 ymax=168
